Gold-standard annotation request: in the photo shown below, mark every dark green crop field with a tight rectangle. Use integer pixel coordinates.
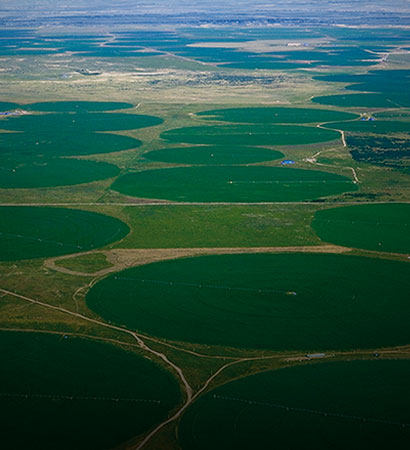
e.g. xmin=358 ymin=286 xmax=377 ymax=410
xmin=312 ymin=203 xmax=410 ymax=253
xmin=26 ymin=101 xmax=134 ymax=112
xmin=142 ymin=145 xmax=283 ymax=165
xmin=0 ymin=112 xmax=162 ymax=133
xmin=0 ymin=331 xmax=180 ymax=450
xmin=196 ymin=107 xmax=358 ymax=124
xmin=312 ymin=94 xmax=400 ymax=108
xmin=0 ymin=157 xmax=119 ymax=188
xmin=161 ymin=124 xmax=341 ymax=146
xmin=325 ymin=120 xmax=410 ymax=134
xmin=0 ymin=206 xmax=129 ymax=261
xmin=86 ymin=253 xmax=410 ymax=351
xmin=112 ymin=166 xmax=356 ymax=202
xmin=0 ymin=129 xmax=141 ymax=157
xmin=179 ymin=360 xmax=410 ymax=450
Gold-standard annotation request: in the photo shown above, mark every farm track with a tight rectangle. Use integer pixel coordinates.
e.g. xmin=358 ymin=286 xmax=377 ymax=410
xmin=44 ymin=245 xmax=351 ymax=277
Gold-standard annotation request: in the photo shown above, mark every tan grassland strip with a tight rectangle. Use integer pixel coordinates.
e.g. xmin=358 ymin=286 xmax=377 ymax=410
xmin=44 ymin=245 xmax=350 ymax=277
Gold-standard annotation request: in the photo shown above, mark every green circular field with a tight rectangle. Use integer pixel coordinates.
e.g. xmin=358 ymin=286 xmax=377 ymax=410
xmin=26 ymin=101 xmax=134 ymax=112
xmin=0 ymin=157 xmax=120 ymax=189
xmin=0 ymin=331 xmax=180 ymax=450
xmin=0 ymin=112 xmax=162 ymax=132
xmin=312 ymin=93 xmax=398 ymax=108
xmin=111 ymin=166 xmax=356 ymax=202
xmin=86 ymin=253 xmax=410 ymax=351
xmin=142 ymin=145 xmax=283 ymax=165
xmin=0 ymin=102 xmax=20 ymax=111
xmin=196 ymin=107 xmax=359 ymax=123
xmin=312 ymin=203 xmax=410 ymax=254
xmin=0 ymin=206 xmax=129 ymax=261
xmin=0 ymin=131 xmax=142 ymax=156
xmin=160 ymin=124 xmax=341 ymax=146
xmin=179 ymin=360 xmax=410 ymax=450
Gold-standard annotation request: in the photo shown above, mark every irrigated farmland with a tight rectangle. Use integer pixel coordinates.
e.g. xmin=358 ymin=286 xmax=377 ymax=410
xmin=0 ymin=330 xmax=180 ymax=450
xmin=0 ymin=206 xmax=129 ymax=260
xmin=86 ymin=253 xmax=410 ymax=351
xmin=179 ymin=360 xmax=410 ymax=450
xmin=312 ymin=203 xmax=410 ymax=253
xmin=112 ymin=166 xmax=357 ymax=202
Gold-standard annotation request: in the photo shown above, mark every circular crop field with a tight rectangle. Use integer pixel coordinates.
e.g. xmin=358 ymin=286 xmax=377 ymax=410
xmin=0 ymin=206 xmax=129 ymax=261
xmin=26 ymin=101 xmax=135 ymax=112
xmin=179 ymin=360 xmax=410 ymax=450
xmin=142 ymin=145 xmax=283 ymax=165
xmin=0 ymin=131 xmax=142 ymax=157
xmin=111 ymin=166 xmax=357 ymax=202
xmin=0 ymin=157 xmax=120 ymax=188
xmin=196 ymin=107 xmax=358 ymax=124
xmin=0 ymin=112 xmax=162 ymax=133
xmin=312 ymin=203 xmax=410 ymax=254
xmin=160 ymin=124 xmax=340 ymax=146
xmin=86 ymin=253 xmax=410 ymax=351
xmin=0 ymin=331 xmax=180 ymax=450
xmin=312 ymin=93 xmax=397 ymax=108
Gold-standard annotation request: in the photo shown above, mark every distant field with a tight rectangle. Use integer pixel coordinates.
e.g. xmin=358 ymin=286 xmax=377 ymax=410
xmin=161 ymin=124 xmax=341 ymax=146
xmin=86 ymin=253 xmax=410 ymax=350
xmin=26 ymin=101 xmax=135 ymax=112
xmin=0 ymin=157 xmax=120 ymax=189
xmin=312 ymin=94 xmax=399 ymax=108
xmin=325 ymin=120 xmax=410 ymax=134
xmin=0 ymin=207 xmax=129 ymax=261
xmin=112 ymin=166 xmax=356 ymax=202
xmin=0 ymin=331 xmax=180 ymax=450
xmin=179 ymin=360 xmax=410 ymax=450
xmin=0 ymin=102 xmax=162 ymax=188
xmin=312 ymin=203 xmax=410 ymax=253
xmin=196 ymin=107 xmax=358 ymax=123
xmin=117 ymin=204 xmax=321 ymax=248
xmin=142 ymin=145 xmax=283 ymax=165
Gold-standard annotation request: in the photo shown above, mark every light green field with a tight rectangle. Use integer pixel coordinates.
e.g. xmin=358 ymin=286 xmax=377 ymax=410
xmin=117 ymin=204 xmax=321 ymax=248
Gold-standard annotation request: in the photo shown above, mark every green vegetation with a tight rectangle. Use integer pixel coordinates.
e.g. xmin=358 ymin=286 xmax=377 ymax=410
xmin=86 ymin=253 xmax=410 ymax=350
xmin=0 ymin=112 xmax=162 ymax=133
xmin=312 ymin=94 xmax=399 ymax=108
xmin=142 ymin=145 xmax=283 ymax=165
xmin=26 ymin=101 xmax=134 ymax=112
xmin=179 ymin=360 xmax=410 ymax=450
xmin=312 ymin=203 xmax=410 ymax=253
xmin=325 ymin=120 xmax=410 ymax=134
xmin=118 ymin=205 xmax=321 ymax=248
xmin=112 ymin=166 xmax=357 ymax=202
xmin=0 ymin=157 xmax=120 ymax=188
xmin=161 ymin=124 xmax=341 ymax=146
xmin=0 ymin=131 xmax=141 ymax=157
xmin=0 ymin=207 xmax=129 ymax=261
xmin=196 ymin=107 xmax=358 ymax=123
xmin=55 ymin=252 xmax=114 ymax=273
xmin=0 ymin=330 xmax=180 ymax=450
